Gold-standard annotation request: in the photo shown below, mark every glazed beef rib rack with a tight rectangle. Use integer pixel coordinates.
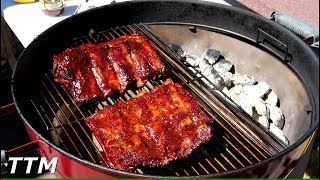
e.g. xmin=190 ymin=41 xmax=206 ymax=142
xmin=30 ymin=24 xmax=288 ymax=176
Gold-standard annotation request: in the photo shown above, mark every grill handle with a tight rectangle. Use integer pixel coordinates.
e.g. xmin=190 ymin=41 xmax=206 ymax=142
xmin=1 ymin=140 xmax=45 ymax=176
xmin=0 ymin=103 xmax=16 ymax=117
xmin=271 ymin=12 xmax=319 ymax=46
xmin=256 ymin=28 xmax=290 ymax=63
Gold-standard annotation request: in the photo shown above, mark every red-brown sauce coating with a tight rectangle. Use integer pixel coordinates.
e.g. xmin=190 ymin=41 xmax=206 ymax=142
xmin=53 ymin=35 xmax=165 ymax=102
xmin=85 ymin=79 xmax=213 ymax=171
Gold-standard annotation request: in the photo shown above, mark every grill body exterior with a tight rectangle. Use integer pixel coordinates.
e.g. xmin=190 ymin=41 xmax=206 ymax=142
xmin=24 ymin=122 xmax=316 ymax=177
xmin=11 ymin=0 xmax=318 ymax=178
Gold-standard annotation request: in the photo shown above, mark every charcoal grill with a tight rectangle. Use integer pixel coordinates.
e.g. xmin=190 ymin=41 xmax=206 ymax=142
xmin=9 ymin=0 xmax=319 ymax=178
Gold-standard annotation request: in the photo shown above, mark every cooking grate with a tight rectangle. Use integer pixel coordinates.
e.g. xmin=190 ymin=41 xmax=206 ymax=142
xmin=29 ymin=24 xmax=281 ymax=176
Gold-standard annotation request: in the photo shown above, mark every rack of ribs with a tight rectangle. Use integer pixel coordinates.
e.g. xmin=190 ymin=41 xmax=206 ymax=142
xmin=53 ymin=34 xmax=165 ymax=102
xmin=85 ymin=79 xmax=213 ymax=171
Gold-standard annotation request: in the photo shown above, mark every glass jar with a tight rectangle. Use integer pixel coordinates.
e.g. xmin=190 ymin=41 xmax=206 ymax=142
xmin=39 ymin=0 xmax=65 ymax=16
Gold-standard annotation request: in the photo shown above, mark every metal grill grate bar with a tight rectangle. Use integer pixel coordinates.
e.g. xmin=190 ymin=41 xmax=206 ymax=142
xmin=30 ymin=100 xmax=70 ymax=152
xmin=41 ymin=79 xmax=98 ymax=163
xmin=37 ymin=91 xmax=84 ymax=158
xmin=28 ymin=24 xmax=281 ymax=176
xmin=45 ymin=74 xmax=110 ymax=164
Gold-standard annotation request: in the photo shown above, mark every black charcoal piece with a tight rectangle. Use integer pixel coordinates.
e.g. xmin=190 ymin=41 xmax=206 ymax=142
xmin=168 ymin=43 xmax=185 ymax=57
xmin=202 ymin=49 xmax=220 ymax=64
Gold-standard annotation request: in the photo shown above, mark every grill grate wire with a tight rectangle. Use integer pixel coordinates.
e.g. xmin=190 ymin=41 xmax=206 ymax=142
xmin=28 ymin=24 xmax=280 ymax=176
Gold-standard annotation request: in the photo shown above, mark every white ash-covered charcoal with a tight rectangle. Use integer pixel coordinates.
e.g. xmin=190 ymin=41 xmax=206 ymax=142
xmin=270 ymin=123 xmax=289 ymax=146
xmin=194 ymin=56 xmax=203 ymax=67
xmin=200 ymin=64 xmax=212 ymax=74
xmin=185 ymin=54 xmax=198 ymax=66
xmin=193 ymin=67 xmax=203 ymax=78
xmin=198 ymin=58 xmax=210 ymax=72
xmin=242 ymin=105 xmax=253 ymax=116
xmin=213 ymin=59 xmax=233 ymax=73
xmin=219 ymin=71 xmax=233 ymax=88
xmin=233 ymin=74 xmax=257 ymax=86
xmin=243 ymin=82 xmax=270 ymax=98
xmin=168 ymin=43 xmax=186 ymax=57
xmin=201 ymin=49 xmax=220 ymax=65
xmin=255 ymin=82 xmax=271 ymax=98
xmin=242 ymin=85 xmax=256 ymax=96
xmin=253 ymin=98 xmax=269 ymax=117
xmin=202 ymin=65 xmax=217 ymax=76
xmin=229 ymin=85 xmax=243 ymax=100
xmin=257 ymin=116 xmax=270 ymax=129
xmin=229 ymin=72 xmax=240 ymax=82
xmin=234 ymin=96 xmax=253 ymax=116
xmin=264 ymin=90 xmax=279 ymax=106
xmin=231 ymin=93 xmax=246 ymax=104
xmin=206 ymin=73 xmax=224 ymax=90
xmin=184 ymin=50 xmax=287 ymax=143
xmin=238 ymin=103 xmax=253 ymax=116
xmin=222 ymin=87 xmax=230 ymax=97
xmin=267 ymin=104 xmax=285 ymax=129
xmin=232 ymin=93 xmax=253 ymax=116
